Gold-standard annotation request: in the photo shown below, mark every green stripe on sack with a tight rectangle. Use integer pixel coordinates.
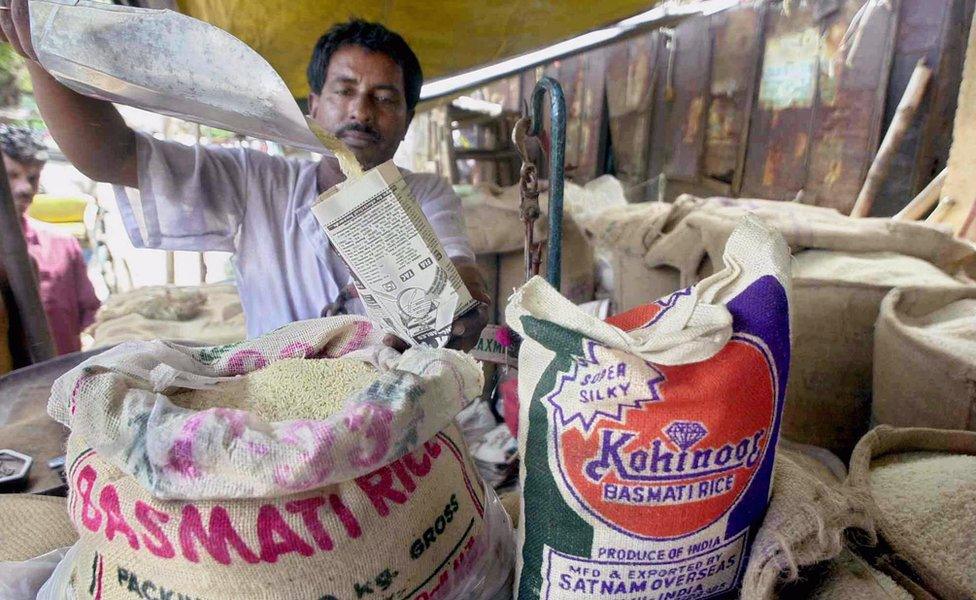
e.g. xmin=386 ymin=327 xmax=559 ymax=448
xmin=518 ymin=316 xmax=594 ymax=595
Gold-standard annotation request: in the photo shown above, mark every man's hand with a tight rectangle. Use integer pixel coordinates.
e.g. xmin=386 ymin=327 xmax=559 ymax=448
xmin=446 ymin=260 xmax=491 ymax=352
xmin=383 ymin=259 xmax=492 ymax=353
xmin=0 ymin=0 xmax=38 ymax=62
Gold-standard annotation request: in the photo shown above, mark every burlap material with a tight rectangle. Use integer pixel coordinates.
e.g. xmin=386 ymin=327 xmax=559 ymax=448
xmin=739 ymin=447 xmax=872 ymax=600
xmin=86 ymin=283 xmax=246 ymax=348
xmin=641 ymin=197 xmax=975 ymax=459
xmin=585 ymin=202 xmax=678 ymax=313
xmin=49 ymin=317 xmax=513 ymax=599
xmin=507 ymin=217 xmax=792 ymax=599
xmin=807 ymin=553 xmax=912 ymax=600
xmin=0 ymin=495 xmax=77 ymax=562
xmin=873 ymin=286 xmax=976 ymax=431
xmin=785 ymin=252 xmax=961 ymax=458
xmin=848 ymin=426 xmax=976 ymax=600
xmin=644 ymin=196 xmax=976 ymax=286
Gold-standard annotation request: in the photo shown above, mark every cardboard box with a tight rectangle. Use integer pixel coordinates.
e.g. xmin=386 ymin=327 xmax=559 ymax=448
xmin=312 ymin=160 xmax=477 ymax=347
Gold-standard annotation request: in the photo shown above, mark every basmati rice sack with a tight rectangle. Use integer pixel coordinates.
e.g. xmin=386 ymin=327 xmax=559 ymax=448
xmin=873 ymin=286 xmax=976 ymax=431
xmin=48 ymin=316 xmax=514 ymax=599
xmin=847 ymin=426 xmax=976 ymax=600
xmin=506 ymin=217 xmax=791 ymax=600
xmin=806 ymin=553 xmax=912 ymax=600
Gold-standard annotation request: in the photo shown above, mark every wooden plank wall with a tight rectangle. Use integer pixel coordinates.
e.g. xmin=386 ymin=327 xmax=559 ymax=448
xmin=455 ymin=0 xmax=963 ymax=215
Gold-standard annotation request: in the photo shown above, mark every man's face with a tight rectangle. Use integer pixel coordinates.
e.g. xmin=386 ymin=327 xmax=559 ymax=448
xmin=309 ymin=45 xmax=413 ymax=171
xmin=3 ymin=155 xmax=43 ymax=216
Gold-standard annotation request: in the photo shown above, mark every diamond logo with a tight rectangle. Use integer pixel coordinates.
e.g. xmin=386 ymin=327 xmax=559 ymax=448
xmin=664 ymin=421 xmax=708 ymax=451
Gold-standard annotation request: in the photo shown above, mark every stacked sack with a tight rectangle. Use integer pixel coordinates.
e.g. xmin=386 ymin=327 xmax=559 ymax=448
xmin=847 ymin=426 xmax=976 ymax=600
xmin=47 ymin=317 xmax=513 ymax=599
xmin=460 ymin=181 xmax=596 ymax=320
xmin=873 ymin=286 xmax=976 ymax=432
xmin=634 ymin=196 xmax=976 ymax=457
xmin=86 ymin=283 xmax=246 ymax=349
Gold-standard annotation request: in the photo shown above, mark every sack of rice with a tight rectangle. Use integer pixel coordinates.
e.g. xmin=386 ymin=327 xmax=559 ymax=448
xmin=48 ymin=316 xmax=514 ymax=599
xmin=740 ymin=444 xmax=871 ymax=600
xmin=805 ymin=551 xmax=913 ymax=600
xmin=873 ymin=286 xmax=976 ymax=431
xmin=642 ymin=197 xmax=975 ymax=458
xmin=463 ymin=183 xmax=596 ymax=319
xmin=847 ymin=425 xmax=976 ymax=600
xmin=86 ymin=283 xmax=246 ymax=349
xmin=785 ymin=251 xmax=962 ymax=457
xmin=584 ymin=201 xmax=678 ymax=313
xmin=506 ymin=217 xmax=792 ymax=600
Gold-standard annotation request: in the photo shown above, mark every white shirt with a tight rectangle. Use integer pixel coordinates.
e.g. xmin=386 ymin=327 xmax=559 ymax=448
xmin=114 ymin=133 xmax=473 ymax=338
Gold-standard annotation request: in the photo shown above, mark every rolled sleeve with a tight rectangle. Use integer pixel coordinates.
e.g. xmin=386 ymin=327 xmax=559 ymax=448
xmin=407 ymin=173 xmax=475 ymax=262
xmin=113 ymin=133 xmax=249 ymax=252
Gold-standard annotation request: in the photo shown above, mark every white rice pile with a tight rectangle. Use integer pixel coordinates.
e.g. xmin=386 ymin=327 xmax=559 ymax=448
xmin=870 ymin=451 xmax=976 ymax=595
xmin=171 ymin=358 xmax=378 ymax=421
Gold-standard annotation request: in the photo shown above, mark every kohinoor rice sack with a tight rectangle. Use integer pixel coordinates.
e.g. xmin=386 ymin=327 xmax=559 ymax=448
xmin=506 ymin=218 xmax=791 ymax=600
xmin=47 ymin=317 xmax=514 ymax=599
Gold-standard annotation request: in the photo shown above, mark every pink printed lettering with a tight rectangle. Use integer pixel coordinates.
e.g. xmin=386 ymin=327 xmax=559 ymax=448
xmin=345 ymin=403 xmax=393 ymax=468
xmin=329 ymin=494 xmax=362 ymax=539
xmin=75 ymin=464 xmax=102 ymax=533
xmin=391 ymin=460 xmax=416 ymax=493
xmin=424 ymin=438 xmax=442 ymax=459
xmin=179 ymin=505 xmax=260 ymax=565
xmin=356 ymin=465 xmax=409 ymax=517
xmin=285 ymin=497 xmax=334 ymax=551
xmin=257 ymin=505 xmax=315 ymax=563
xmin=135 ymin=501 xmax=175 ymax=559
xmin=403 ymin=446 xmax=433 ymax=478
xmin=99 ymin=485 xmax=140 ymax=550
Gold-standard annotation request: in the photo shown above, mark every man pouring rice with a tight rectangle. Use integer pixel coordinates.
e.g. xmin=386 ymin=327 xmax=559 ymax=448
xmin=0 ymin=6 xmax=490 ymax=350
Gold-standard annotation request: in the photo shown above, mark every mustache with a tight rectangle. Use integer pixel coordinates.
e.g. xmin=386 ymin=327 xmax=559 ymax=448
xmin=336 ymin=123 xmax=381 ymax=141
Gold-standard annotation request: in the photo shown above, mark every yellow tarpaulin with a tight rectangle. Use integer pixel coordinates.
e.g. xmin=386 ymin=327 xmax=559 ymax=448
xmin=176 ymin=1 xmax=656 ymax=97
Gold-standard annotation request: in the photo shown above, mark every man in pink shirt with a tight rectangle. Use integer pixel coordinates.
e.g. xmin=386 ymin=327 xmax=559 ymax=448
xmin=1 ymin=124 xmax=100 ymax=355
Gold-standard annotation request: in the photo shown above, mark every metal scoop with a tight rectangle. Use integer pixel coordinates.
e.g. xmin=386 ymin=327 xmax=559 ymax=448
xmin=29 ymin=0 xmax=325 ymax=153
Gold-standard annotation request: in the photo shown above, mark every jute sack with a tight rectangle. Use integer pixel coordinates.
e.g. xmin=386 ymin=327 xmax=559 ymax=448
xmin=873 ymin=286 xmax=976 ymax=431
xmin=0 ymin=495 xmax=77 ymax=562
xmin=507 ymin=217 xmax=792 ymax=600
xmin=643 ymin=196 xmax=976 ymax=287
xmin=805 ymin=553 xmax=912 ymax=600
xmin=786 ymin=251 xmax=962 ymax=457
xmin=585 ymin=201 xmax=678 ymax=313
xmin=49 ymin=317 xmax=514 ymax=599
xmin=848 ymin=426 xmax=976 ymax=600
xmin=86 ymin=283 xmax=246 ymax=349
xmin=463 ymin=182 xmax=596 ymax=316
xmin=740 ymin=445 xmax=872 ymax=600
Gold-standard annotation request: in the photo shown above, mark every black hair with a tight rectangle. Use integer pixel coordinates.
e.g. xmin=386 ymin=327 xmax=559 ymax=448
xmin=307 ymin=19 xmax=423 ymax=111
xmin=0 ymin=124 xmax=48 ymax=163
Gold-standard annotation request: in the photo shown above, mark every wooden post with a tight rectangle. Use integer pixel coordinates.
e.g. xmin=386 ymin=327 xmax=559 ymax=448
xmin=935 ymin=9 xmax=976 ymax=239
xmin=893 ymin=168 xmax=948 ymax=221
xmin=0 ymin=160 xmax=56 ymax=364
xmin=850 ymin=59 xmax=932 ymax=218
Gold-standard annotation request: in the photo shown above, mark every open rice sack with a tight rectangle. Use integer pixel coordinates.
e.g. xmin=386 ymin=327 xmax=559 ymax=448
xmin=873 ymin=286 xmax=976 ymax=431
xmin=847 ymin=425 xmax=976 ymax=600
xmin=506 ymin=217 xmax=791 ymax=600
xmin=739 ymin=445 xmax=871 ymax=600
xmin=48 ymin=316 xmax=514 ymax=599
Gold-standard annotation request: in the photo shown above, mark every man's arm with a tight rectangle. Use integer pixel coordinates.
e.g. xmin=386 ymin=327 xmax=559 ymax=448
xmin=2 ymin=0 xmax=137 ymax=187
